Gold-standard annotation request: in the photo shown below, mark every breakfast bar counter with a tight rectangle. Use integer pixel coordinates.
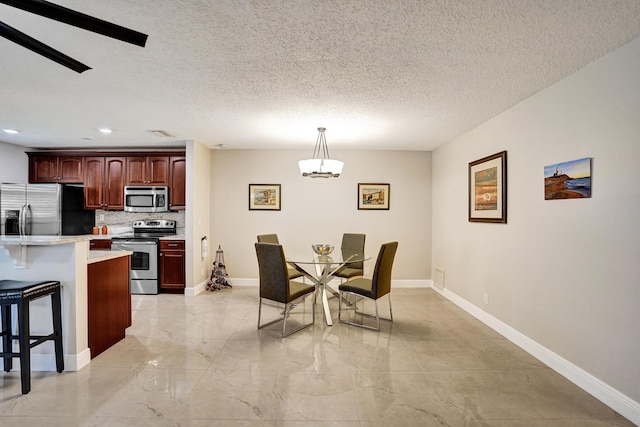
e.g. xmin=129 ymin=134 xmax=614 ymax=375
xmin=0 ymin=235 xmax=132 ymax=372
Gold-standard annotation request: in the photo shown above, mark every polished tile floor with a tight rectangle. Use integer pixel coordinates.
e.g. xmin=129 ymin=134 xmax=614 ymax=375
xmin=0 ymin=287 xmax=634 ymax=426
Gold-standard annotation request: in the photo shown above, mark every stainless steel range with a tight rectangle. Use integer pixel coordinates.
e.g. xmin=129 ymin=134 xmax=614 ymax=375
xmin=112 ymin=219 xmax=176 ymax=295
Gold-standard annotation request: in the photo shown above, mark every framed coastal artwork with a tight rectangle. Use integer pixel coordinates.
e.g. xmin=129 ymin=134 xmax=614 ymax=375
xmin=249 ymin=184 xmax=281 ymax=210
xmin=544 ymin=157 xmax=591 ymax=200
xmin=468 ymin=151 xmax=507 ymax=223
xmin=358 ymin=183 xmax=390 ymax=210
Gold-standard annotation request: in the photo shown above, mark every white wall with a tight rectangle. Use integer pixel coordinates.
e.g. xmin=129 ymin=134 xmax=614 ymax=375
xmin=0 ymin=141 xmax=28 ymax=182
xmin=432 ymin=36 xmax=640 ymax=412
xmin=210 ymin=149 xmax=431 ymax=281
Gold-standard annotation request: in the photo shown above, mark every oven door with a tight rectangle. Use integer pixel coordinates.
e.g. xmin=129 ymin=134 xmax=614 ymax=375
xmin=112 ymin=238 xmax=159 ymax=294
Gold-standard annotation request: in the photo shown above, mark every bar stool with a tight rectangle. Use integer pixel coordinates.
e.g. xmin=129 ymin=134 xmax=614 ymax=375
xmin=0 ymin=280 xmax=64 ymax=394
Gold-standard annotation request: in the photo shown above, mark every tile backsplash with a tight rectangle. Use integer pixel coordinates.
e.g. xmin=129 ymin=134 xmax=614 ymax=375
xmin=96 ymin=210 xmax=185 ymax=231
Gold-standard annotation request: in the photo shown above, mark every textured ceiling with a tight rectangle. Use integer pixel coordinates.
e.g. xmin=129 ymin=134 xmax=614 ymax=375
xmin=1 ymin=0 xmax=640 ymax=151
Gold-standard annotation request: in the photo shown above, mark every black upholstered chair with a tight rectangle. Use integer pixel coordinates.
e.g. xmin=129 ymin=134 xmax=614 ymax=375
xmin=334 ymin=233 xmax=366 ymax=282
xmin=257 ymin=234 xmax=305 ymax=281
xmin=0 ymin=280 xmax=64 ymax=394
xmin=338 ymin=242 xmax=398 ymax=331
xmin=255 ymin=242 xmax=316 ymax=337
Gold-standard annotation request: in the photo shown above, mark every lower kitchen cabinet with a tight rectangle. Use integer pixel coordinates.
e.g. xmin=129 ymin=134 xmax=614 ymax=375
xmin=159 ymin=240 xmax=185 ymax=292
xmin=89 ymin=239 xmax=111 ymax=250
xmin=88 ymin=254 xmax=131 ymax=358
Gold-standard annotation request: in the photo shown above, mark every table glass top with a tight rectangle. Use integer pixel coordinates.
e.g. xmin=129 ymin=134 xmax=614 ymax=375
xmin=287 ymin=250 xmax=369 ymax=265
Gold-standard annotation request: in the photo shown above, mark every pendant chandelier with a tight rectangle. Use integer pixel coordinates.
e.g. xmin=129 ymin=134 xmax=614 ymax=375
xmin=298 ymin=127 xmax=344 ymax=178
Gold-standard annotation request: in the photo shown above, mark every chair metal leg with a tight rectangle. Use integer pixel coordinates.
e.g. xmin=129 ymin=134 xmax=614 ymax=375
xmin=338 ymin=290 xmax=393 ymax=331
xmin=282 ymin=304 xmax=290 ymax=337
xmin=258 ymin=294 xmax=315 ymax=337
xmin=374 ymin=300 xmax=380 ymax=331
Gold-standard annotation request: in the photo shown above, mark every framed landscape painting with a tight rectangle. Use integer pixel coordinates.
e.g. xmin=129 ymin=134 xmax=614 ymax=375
xmin=544 ymin=157 xmax=591 ymax=200
xmin=358 ymin=183 xmax=390 ymax=210
xmin=468 ymin=151 xmax=507 ymax=223
xmin=249 ymin=184 xmax=281 ymax=210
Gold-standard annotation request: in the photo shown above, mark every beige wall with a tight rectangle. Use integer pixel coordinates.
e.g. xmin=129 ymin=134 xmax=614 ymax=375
xmin=432 ymin=37 xmax=640 ymax=408
xmin=185 ymin=140 xmax=212 ymax=292
xmin=210 ymin=149 xmax=432 ymax=281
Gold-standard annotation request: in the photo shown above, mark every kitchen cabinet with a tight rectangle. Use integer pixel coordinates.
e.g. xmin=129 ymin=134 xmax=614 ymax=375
xmin=26 ymin=150 xmax=184 ymax=211
xmin=90 ymin=239 xmax=112 ymax=250
xmin=83 ymin=157 xmax=126 ymax=210
xmin=169 ymin=156 xmax=186 ymax=209
xmin=126 ymin=156 xmax=169 ymax=185
xmin=29 ymin=155 xmax=83 ymax=183
xmin=159 ymin=240 xmax=185 ymax=292
xmin=88 ymin=253 xmax=131 ymax=358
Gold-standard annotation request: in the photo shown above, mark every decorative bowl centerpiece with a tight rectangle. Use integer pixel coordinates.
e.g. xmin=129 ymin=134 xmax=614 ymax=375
xmin=312 ymin=244 xmax=334 ymax=255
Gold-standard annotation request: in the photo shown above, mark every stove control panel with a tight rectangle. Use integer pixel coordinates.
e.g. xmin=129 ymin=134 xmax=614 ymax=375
xmin=133 ymin=219 xmax=176 ymax=229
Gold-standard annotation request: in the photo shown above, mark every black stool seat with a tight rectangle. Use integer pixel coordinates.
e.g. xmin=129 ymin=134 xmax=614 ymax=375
xmin=0 ymin=280 xmax=64 ymax=394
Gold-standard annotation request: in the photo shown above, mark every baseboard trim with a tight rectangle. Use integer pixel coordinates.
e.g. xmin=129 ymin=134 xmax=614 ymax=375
xmin=224 ymin=278 xmax=431 ymax=288
xmin=3 ymin=348 xmax=92 ymax=373
xmin=432 ymin=286 xmax=640 ymax=425
xmin=187 ymin=279 xmax=209 ymax=296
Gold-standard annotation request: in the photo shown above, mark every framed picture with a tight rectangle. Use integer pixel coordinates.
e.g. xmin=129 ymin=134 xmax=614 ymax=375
xmin=468 ymin=151 xmax=507 ymax=223
xmin=358 ymin=183 xmax=390 ymax=210
xmin=544 ymin=157 xmax=591 ymax=200
xmin=249 ymin=184 xmax=281 ymax=211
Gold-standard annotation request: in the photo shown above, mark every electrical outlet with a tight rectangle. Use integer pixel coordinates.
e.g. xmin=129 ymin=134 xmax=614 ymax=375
xmin=99 ymin=214 xmax=105 ymax=221
xmin=484 ymin=293 xmax=489 ymax=304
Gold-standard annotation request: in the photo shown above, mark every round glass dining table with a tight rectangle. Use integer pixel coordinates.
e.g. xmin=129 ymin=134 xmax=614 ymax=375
xmin=286 ymin=250 xmax=370 ymax=326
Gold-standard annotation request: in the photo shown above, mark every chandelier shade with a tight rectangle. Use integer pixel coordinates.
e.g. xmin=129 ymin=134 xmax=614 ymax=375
xmin=298 ymin=127 xmax=344 ymax=178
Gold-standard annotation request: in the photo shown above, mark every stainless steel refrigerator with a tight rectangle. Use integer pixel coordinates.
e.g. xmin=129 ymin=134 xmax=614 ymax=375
xmin=0 ymin=183 xmax=95 ymax=236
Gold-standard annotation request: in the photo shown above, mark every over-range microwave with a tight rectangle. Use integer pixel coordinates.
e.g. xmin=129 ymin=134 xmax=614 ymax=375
xmin=124 ymin=186 xmax=169 ymax=213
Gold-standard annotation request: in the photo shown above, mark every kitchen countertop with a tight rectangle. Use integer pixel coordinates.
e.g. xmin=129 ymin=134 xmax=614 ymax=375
xmin=88 ymin=250 xmax=133 ymax=264
xmin=159 ymin=234 xmax=185 ymax=241
xmin=0 ymin=235 xmax=93 ymax=246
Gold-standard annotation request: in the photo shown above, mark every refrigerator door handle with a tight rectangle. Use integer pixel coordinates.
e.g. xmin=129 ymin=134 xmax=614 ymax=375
xmin=19 ymin=203 xmax=26 ymax=235
xmin=20 ymin=203 xmax=32 ymax=235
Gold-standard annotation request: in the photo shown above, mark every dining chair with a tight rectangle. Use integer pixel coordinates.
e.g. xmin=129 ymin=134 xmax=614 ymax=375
xmin=338 ymin=241 xmax=398 ymax=331
xmin=257 ymin=234 xmax=305 ymax=281
xmin=334 ymin=233 xmax=366 ymax=282
xmin=255 ymin=242 xmax=316 ymax=337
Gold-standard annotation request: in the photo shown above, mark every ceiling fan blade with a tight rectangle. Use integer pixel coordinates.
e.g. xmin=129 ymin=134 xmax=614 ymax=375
xmin=0 ymin=0 xmax=148 ymax=47
xmin=0 ymin=21 xmax=90 ymax=73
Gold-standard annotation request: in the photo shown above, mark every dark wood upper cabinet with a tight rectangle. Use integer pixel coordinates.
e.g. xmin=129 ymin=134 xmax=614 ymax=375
xmin=126 ymin=156 xmax=169 ymax=185
xmin=169 ymin=156 xmax=186 ymax=209
xmin=29 ymin=155 xmax=83 ymax=183
xmin=27 ymin=150 xmax=183 ymax=211
xmin=83 ymin=157 xmax=126 ymax=210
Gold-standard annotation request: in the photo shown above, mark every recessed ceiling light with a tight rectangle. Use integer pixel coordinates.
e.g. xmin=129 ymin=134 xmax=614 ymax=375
xmin=98 ymin=128 xmax=112 ymax=134
xmin=2 ymin=129 xmax=20 ymax=134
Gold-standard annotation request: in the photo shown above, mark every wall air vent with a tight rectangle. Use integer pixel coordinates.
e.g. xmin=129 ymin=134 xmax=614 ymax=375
xmin=147 ymin=130 xmax=175 ymax=137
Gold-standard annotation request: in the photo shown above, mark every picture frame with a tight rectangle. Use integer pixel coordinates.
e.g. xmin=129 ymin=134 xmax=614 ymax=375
xmin=468 ymin=151 xmax=507 ymax=223
xmin=358 ymin=183 xmax=390 ymax=210
xmin=544 ymin=157 xmax=591 ymax=200
xmin=249 ymin=184 xmax=281 ymax=211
